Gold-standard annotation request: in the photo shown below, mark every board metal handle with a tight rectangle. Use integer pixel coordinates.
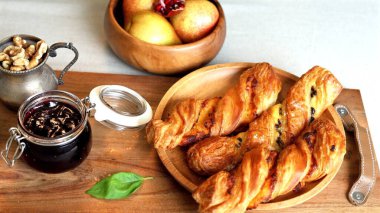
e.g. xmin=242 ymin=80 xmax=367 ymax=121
xmin=335 ymin=104 xmax=376 ymax=205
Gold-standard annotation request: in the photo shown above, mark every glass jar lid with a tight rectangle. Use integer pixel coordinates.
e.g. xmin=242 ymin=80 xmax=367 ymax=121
xmin=89 ymin=85 xmax=152 ymax=130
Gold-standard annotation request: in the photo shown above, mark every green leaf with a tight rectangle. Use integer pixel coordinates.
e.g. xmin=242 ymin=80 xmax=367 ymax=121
xmin=86 ymin=172 xmax=152 ymax=200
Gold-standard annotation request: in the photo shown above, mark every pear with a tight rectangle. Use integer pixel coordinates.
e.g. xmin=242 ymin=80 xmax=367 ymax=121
xmin=170 ymin=0 xmax=219 ymax=43
xmin=122 ymin=0 xmax=155 ymax=25
xmin=125 ymin=11 xmax=182 ymax=45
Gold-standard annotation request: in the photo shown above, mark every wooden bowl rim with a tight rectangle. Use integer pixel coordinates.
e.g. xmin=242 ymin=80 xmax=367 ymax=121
xmin=154 ymin=62 xmax=345 ymax=210
xmin=107 ymin=0 xmax=226 ymax=49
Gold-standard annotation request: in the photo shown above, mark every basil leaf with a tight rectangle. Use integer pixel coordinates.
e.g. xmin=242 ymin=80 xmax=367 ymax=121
xmin=86 ymin=172 xmax=152 ymax=200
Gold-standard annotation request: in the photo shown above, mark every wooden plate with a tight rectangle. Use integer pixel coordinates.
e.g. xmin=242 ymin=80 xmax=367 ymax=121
xmin=154 ymin=62 xmax=345 ymax=210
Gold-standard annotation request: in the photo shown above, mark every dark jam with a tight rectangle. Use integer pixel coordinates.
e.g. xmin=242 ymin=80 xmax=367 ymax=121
xmin=21 ymin=100 xmax=92 ymax=173
xmin=23 ymin=101 xmax=82 ymax=138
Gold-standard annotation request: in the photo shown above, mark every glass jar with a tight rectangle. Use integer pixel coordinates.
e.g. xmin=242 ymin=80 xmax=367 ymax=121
xmin=1 ymin=85 xmax=152 ymax=173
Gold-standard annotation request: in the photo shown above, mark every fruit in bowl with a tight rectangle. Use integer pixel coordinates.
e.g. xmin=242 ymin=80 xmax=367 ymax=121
xmin=122 ymin=0 xmax=155 ymax=24
xmin=125 ymin=11 xmax=182 ymax=45
xmin=170 ymin=0 xmax=219 ymax=43
xmin=122 ymin=0 xmax=220 ymax=45
xmin=104 ymin=0 xmax=226 ymax=74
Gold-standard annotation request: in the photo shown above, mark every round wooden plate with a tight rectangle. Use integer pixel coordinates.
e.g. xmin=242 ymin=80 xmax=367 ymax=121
xmin=154 ymin=62 xmax=345 ymax=210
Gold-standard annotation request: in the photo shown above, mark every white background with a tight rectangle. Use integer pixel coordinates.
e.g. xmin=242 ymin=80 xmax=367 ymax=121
xmin=1 ymin=0 xmax=379 ymax=167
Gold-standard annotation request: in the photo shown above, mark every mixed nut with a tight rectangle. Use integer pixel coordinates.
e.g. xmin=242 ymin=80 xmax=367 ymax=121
xmin=0 ymin=36 xmax=48 ymax=71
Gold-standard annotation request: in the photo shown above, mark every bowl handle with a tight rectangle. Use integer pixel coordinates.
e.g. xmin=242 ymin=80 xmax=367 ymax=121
xmin=49 ymin=42 xmax=79 ymax=85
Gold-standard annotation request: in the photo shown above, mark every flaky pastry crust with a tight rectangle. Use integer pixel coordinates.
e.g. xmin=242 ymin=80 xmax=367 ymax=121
xmin=193 ymin=118 xmax=346 ymax=212
xmin=187 ymin=66 xmax=343 ymax=175
xmin=147 ymin=63 xmax=282 ymax=149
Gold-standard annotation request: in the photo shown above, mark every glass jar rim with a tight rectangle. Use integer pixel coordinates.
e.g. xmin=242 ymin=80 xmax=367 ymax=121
xmin=17 ymin=90 xmax=88 ymax=146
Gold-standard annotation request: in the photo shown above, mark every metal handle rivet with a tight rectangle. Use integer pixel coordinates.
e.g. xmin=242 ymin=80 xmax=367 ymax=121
xmin=337 ymin=107 xmax=348 ymax=116
xmin=353 ymin=191 xmax=365 ymax=202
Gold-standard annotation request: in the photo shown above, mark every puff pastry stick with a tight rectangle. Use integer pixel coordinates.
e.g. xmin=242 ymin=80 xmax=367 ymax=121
xmin=193 ymin=118 xmax=346 ymax=212
xmin=188 ymin=66 xmax=343 ymax=175
xmin=147 ymin=63 xmax=282 ymax=149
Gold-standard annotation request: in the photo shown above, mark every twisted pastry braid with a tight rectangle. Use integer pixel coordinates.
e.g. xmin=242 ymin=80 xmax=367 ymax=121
xmin=193 ymin=118 xmax=346 ymax=212
xmin=187 ymin=66 xmax=343 ymax=175
xmin=146 ymin=63 xmax=282 ymax=149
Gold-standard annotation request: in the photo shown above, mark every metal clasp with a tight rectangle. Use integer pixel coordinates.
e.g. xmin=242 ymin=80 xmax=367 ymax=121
xmin=1 ymin=127 xmax=26 ymax=167
xmin=81 ymin=96 xmax=96 ymax=114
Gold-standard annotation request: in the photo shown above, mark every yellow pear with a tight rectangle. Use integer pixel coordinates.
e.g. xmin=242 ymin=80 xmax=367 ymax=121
xmin=125 ymin=11 xmax=182 ymax=45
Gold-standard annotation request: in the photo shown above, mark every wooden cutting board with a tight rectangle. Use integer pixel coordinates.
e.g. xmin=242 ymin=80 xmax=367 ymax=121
xmin=0 ymin=71 xmax=379 ymax=212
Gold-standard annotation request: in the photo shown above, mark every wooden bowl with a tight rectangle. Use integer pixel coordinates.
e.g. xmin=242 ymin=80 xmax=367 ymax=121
xmin=104 ymin=0 xmax=226 ymax=75
xmin=154 ymin=62 xmax=345 ymax=210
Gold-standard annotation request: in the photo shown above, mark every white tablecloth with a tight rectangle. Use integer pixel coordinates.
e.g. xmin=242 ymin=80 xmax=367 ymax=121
xmin=1 ymin=0 xmax=379 ymax=167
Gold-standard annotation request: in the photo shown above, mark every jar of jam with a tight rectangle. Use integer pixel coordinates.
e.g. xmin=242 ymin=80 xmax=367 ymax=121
xmin=1 ymin=85 xmax=152 ymax=173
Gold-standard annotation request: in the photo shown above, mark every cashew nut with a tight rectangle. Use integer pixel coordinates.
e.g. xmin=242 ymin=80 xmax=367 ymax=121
xmin=13 ymin=58 xmax=29 ymax=66
xmin=25 ymin=45 xmax=36 ymax=59
xmin=10 ymin=48 xmax=25 ymax=61
xmin=2 ymin=61 xmax=11 ymax=69
xmin=1 ymin=36 xmax=47 ymax=71
xmin=13 ymin=36 xmax=25 ymax=48
xmin=10 ymin=65 xmax=24 ymax=71
xmin=0 ymin=52 xmax=10 ymax=61
xmin=26 ymin=58 xmax=39 ymax=70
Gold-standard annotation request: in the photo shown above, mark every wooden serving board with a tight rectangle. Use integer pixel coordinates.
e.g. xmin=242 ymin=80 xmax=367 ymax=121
xmin=0 ymin=71 xmax=379 ymax=212
xmin=154 ymin=63 xmax=346 ymax=210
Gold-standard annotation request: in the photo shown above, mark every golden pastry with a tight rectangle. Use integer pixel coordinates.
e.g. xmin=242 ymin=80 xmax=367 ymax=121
xmin=147 ymin=63 xmax=282 ymax=149
xmin=193 ymin=118 xmax=346 ymax=212
xmin=187 ymin=66 xmax=343 ymax=175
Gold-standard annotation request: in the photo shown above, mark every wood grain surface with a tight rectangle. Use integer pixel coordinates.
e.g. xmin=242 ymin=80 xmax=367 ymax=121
xmin=154 ymin=63 xmax=345 ymax=211
xmin=0 ymin=71 xmax=379 ymax=212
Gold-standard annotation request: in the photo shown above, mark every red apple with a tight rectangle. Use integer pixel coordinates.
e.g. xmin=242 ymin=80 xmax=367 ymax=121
xmin=170 ymin=0 xmax=219 ymax=43
xmin=123 ymin=0 xmax=155 ymax=26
